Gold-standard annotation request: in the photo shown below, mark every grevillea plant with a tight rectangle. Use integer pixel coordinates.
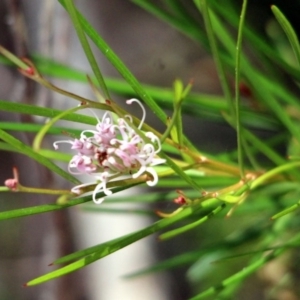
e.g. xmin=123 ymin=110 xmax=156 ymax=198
xmin=2 ymin=0 xmax=300 ymax=299
xmin=53 ymin=98 xmax=166 ymax=204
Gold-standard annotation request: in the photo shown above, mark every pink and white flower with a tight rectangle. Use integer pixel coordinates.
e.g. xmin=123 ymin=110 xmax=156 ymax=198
xmin=54 ymin=99 xmax=165 ymax=204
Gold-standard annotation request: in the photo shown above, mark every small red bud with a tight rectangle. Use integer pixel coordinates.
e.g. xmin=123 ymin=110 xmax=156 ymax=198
xmin=24 ymin=66 xmax=34 ymax=76
xmin=174 ymin=196 xmax=186 ymax=205
xmin=4 ymin=178 xmax=18 ymax=191
xmin=5 ymin=167 xmax=19 ymax=191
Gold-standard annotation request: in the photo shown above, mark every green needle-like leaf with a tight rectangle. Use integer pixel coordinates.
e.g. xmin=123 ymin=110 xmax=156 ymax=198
xmin=0 ymin=129 xmax=80 ymax=184
xmin=159 ymin=202 xmax=226 ymax=240
xmin=271 ymin=5 xmax=300 ymax=66
xmin=58 ymin=0 xmax=167 ymax=125
xmin=191 ymin=232 xmax=300 ymax=299
xmin=62 ymin=0 xmax=110 ymax=99
xmin=26 ymin=204 xmax=205 ymax=285
xmin=0 ymin=100 xmax=96 ymax=125
xmin=234 ymin=0 xmax=248 ymax=178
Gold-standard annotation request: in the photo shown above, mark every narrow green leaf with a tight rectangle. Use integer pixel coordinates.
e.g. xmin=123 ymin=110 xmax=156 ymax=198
xmin=271 ymin=200 xmax=300 ymax=219
xmin=0 ymin=195 xmax=90 ymax=220
xmin=33 ymin=105 xmax=83 ymax=151
xmin=0 ymin=100 xmax=96 ymax=125
xmin=23 ymin=55 xmax=279 ymax=129
xmin=190 ymin=232 xmax=300 ymax=299
xmin=132 ymin=0 xmax=207 ymax=47
xmin=271 ymin=5 xmax=300 ymax=66
xmin=210 ymin=1 xmax=300 ymax=81
xmin=207 ymin=8 xmax=300 ymax=143
xmin=0 ymin=129 xmax=80 ymax=184
xmin=26 ymin=204 xmax=204 ymax=285
xmin=194 ymin=0 xmax=233 ymax=114
xmin=26 ymin=252 xmax=101 ymax=286
xmin=0 ymin=183 xmax=140 ymax=220
xmin=27 ymin=54 xmax=290 ymax=131
xmin=58 ymin=2 xmax=199 ymax=154
xmin=0 ymin=142 xmax=72 ymax=162
xmin=0 ymin=122 xmax=81 ymax=136
xmin=159 ymin=203 xmax=226 ymax=240
xmin=62 ymin=0 xmax=110 ymax=99
xmin=250 ymin=161 xmax=300 ymax=190
xmin=173 ymin=80 xmax=184 ymax=146
xmin=58 ymin=0 xmax=167 ymax=125
xmin=234 ymin=0 xmax=248 ymax=177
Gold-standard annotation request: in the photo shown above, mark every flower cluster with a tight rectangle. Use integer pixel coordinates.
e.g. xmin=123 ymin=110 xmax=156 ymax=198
xmin=54 ymin=99 xmax=165 ymax=204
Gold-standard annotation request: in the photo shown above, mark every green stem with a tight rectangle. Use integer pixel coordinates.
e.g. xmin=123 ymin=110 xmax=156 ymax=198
xmin=0 ymin=46 xmax=29 ymax=70
xmin=33 ymin=105 xmax=85 ymax=151
xmin=235 ymin=0 xmax=248 ymax=178
xmin=160 ymin=98 xmax=183 ymax=144
xmin=17 ymin=185 xmax=71 ymax=195
xmin=195 ymin=0 xmax=233 ymax=113
xmin=251 ymin=161 xmax=300 ymax=190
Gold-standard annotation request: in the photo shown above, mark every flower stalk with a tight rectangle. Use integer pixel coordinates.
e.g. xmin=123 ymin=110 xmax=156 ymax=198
xmin=4 ymin=167 xmax=71 ymax=195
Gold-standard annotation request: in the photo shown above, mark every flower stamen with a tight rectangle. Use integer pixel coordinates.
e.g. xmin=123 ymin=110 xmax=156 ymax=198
xmin=54 ymin=99 xmax=165 ymax=203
